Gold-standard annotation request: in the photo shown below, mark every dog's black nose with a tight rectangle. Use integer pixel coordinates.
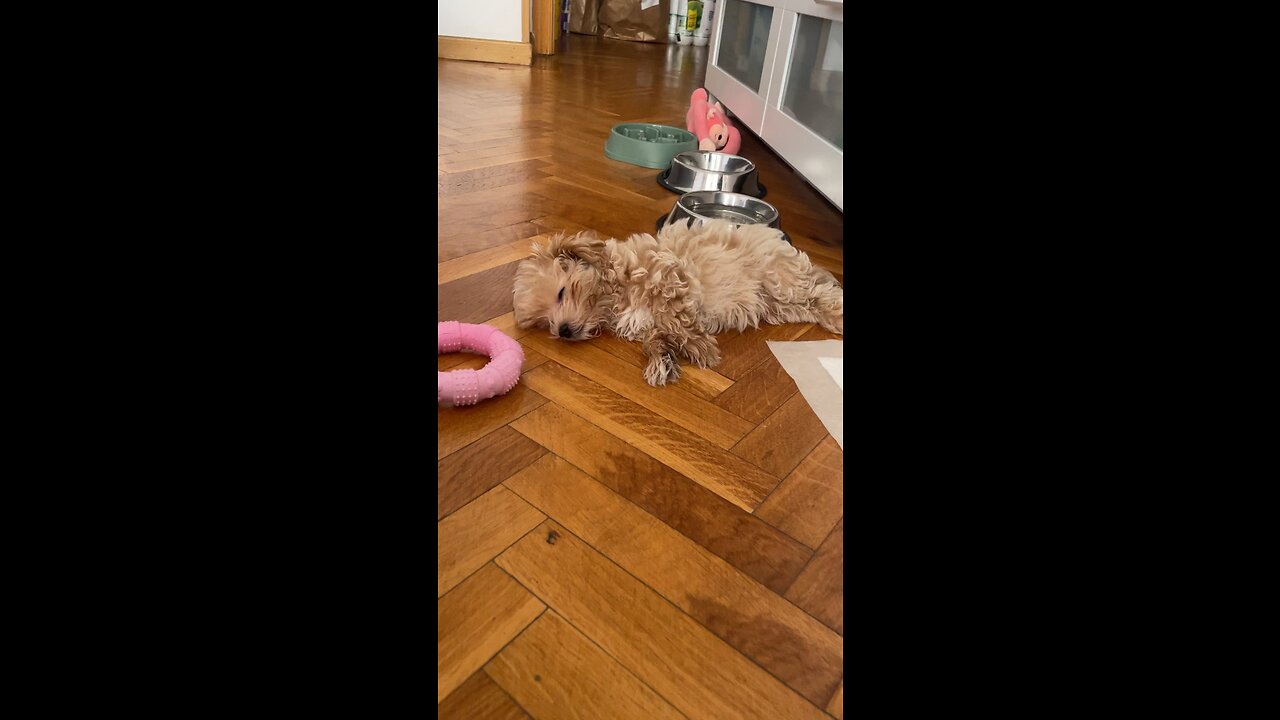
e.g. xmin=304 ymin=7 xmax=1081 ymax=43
xmin=558 ymin=324 xmax=573 ymax=339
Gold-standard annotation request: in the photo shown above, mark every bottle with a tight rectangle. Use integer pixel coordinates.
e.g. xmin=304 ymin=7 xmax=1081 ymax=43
xmin=693 ymin=0 xmax=714 ymax=46
xmin=668 ymin=9 xmax=679 ymax=42
xmin=675 ymin=0 xmax=691 ymax=45
xmin=686 ymin=0 xmax=702 ymax=35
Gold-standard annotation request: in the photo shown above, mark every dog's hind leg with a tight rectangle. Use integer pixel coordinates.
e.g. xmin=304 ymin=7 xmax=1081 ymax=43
xmin=800 ymin=264 xmax=843 ymax=335
xmin=762 ymin=279 xmax=844 ymax=334
xmin=813 ymin=281 xmax=843 ymax=334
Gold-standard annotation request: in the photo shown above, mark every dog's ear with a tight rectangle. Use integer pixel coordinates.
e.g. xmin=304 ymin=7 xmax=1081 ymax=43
xmin=512 ymin=262 xmax=539 ymax=329
xmin=512 ymin=291 xmax=536 ymax=330
xmin=544 ymin=231 xmax=608 ymax=269
xmin=529 ymin=237 xmax=554 ymax=260
xmin=514 ymin=312 xmax=538 ymax=330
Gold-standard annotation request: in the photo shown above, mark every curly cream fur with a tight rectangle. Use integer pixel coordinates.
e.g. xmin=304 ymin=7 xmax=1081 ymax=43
xmin=513 ymin=219 xmax=843 ymax=386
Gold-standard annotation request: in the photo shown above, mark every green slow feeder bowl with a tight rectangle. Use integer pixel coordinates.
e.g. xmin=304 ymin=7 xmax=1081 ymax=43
xmin=604 ymin=123 xmax=698 ymax=169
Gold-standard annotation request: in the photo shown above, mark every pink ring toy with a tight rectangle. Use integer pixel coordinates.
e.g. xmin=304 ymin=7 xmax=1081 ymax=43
xmin=438 ymin=321 xmax=525 ymax=407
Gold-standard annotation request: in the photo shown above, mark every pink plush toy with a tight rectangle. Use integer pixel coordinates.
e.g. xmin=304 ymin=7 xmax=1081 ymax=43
xmin=686 ymin=88 xmax=742 ymax=155
xmin=438 ymin=321 xmax=525 ymax=407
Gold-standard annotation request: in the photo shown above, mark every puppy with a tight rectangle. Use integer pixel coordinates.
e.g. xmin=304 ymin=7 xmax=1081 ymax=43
xmin=513 ymin=219 xmax=843 ymax=387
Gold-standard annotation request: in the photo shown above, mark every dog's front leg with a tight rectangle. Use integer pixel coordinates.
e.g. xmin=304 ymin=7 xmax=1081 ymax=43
xmin=642 ymin=332 xmax=681 ymax=387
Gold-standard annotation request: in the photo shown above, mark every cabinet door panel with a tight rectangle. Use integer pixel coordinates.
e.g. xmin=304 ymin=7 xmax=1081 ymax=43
xmin=706 ymin=0 xmax=843 ymax=211
xmin=714 ymin=0 xmax=775 ymax=94
xmin=784 ymin=0 xmax=844 ymax=16
xmin=761 ymin=3 xmax=843 ymax=209
xmin=706 ymin=0 xmax=784 ymax=132
xmin=779 ymin=13 xmax=842 ymax=151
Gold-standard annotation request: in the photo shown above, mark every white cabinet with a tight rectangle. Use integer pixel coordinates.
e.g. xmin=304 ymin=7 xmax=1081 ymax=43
xmin=706 ymin=0 xmax=843 ymax=211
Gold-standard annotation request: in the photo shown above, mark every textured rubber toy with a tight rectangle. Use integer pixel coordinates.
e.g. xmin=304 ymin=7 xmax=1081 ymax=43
xmin=438 ymin=321 xmax=525 ymax=407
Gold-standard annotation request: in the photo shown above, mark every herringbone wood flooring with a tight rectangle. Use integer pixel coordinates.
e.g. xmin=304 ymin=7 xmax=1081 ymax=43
xmin=439 ymin=34 xmax=844 ymax=720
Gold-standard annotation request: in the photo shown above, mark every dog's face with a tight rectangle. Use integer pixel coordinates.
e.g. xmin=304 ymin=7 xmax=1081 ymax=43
xmin=513 ymin=233 xmax=613 ymax=341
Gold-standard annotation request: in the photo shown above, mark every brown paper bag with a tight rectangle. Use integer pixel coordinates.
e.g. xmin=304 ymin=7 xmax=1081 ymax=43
xmin=569 ymin=0 xmax=600 ymax=35
xmin=598 ymin=0 xmax=670 ymax=43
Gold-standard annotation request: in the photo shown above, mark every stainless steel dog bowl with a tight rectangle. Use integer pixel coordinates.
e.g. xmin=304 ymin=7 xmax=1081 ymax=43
xmin=657 ymin=152 xmax=766 ymax=197
xmin=664 ymin=191 xmax=781 ymax=229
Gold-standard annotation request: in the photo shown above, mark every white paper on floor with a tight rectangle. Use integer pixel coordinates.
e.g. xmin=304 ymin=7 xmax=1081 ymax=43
xmin=818 ymin=356 xmax=843 ymax=390
xmin=766 ymin=340 xmax=843 ymax=450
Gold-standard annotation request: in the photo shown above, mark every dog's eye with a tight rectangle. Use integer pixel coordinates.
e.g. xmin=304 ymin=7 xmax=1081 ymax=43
xmin=557 ymin=287 xmax=565 ymax=303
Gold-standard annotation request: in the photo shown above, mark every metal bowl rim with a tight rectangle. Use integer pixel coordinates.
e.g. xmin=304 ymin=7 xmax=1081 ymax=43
xmin=670 ymin=151 xmax=756 ymax=175
xmin=668 ymin=191 xmax=780 ymax=227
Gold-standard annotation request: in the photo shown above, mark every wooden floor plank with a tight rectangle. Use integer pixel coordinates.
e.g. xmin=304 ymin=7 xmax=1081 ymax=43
xmin=732 ymin=391 xmax=828 ymax=480
xmin=769 ymin=209 xmax=844 ymax=252
xmin=590 ymin=333 xmax=735 ymax=401
xmin=463 ymin=140 xmax=553 ymax=161
xmin=538 ymin=159 xmax=673 ymax=202
xmin=510 ymin=402 xmax=811 ymax=594
xmin=504 ymin=455 xmax=843 ymax=708
xmin=796 ymin=325 xmax=844 ymax=342
xmin=521 ymin=362 xmax=780 ymax=512
xmin=521 ymin=193 xmax=664 ymax=245
xmin=674 ymin=366 xmax=741 ymax=401
xmin=439 ymin=670 xmax=531 ymax=720
xmin=585 ymin=332 xmax=647 ymax=366
xmin=518 ymin=347 xmax=548 ymax=374
xmin=441 ymin=127 xmax=525 ymax=145
xmin=437 ymin=234 xmax=546 ymax=286
xmin=630 ymin=171 xmax=685 ymax=201
xmin=437 ymin=346 xmax=549 ymax=376
xmin=527 ymin=171 xmax=663 ymax=214
xmin=786 ymin=519 xmax=844 ymax=636
xmin=753 ymin=436 xmax=844 ymax=550
xmin=496 ymin=520 xmax=828 ymax=720
xmin=439 ymin=221 xmax=545 ymax=263
xmin=485 ymin=611 xmax=685 ymax=720
xmin=438 ymin=426 xmax=548 ymax=521
xmin=438 ymin=485 xmax=546 ymax=597
xmin=440 ymin=147 xmax=554 ymax=173
xmin=438 ymin=563 xmax=546 ymax=702
xmin=438 ymin=213 xmax=547 ymax=250
xmin=827 ymin=681 xmax=843 ymax=719
xmin=540 ymin=174 xmax=672 ymax=210
xmin=477 ymin=310 xmax=543 ymax=343
xmin=437 ymin=383 xmax=548 ymax=460
xmin=437 ymin=172 xmax=537 ymax=203
xmin=713 ymin=323 xmax=815 ymax=380
xmin=438 ymin=258 xmax=524 ymax=324
xmin=439 ymin=157 xmax=549 ymax=197
xmin=530 ymin=214 xmax=592 ymax=235
xmin=713 ymin=351 xmax=801 ymax=424
xmin=521 ymin=333 xmax=754 ymax=449
xmin=438 ymin=352 xmax=473 ymax=372
xmin=439 ymin=183 xmax=549 ymax=227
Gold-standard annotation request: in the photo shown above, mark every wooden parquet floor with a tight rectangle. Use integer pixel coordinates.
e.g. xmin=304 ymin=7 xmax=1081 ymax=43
xmin=439 ymin=35 xmax=844 ymax=720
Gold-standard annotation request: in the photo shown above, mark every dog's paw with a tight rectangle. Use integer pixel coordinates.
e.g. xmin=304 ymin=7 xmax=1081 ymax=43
xmin=682 ymin=336 xmax=721 ymax=369
xmin=643 ymin=353 xmax=681 ymax=386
